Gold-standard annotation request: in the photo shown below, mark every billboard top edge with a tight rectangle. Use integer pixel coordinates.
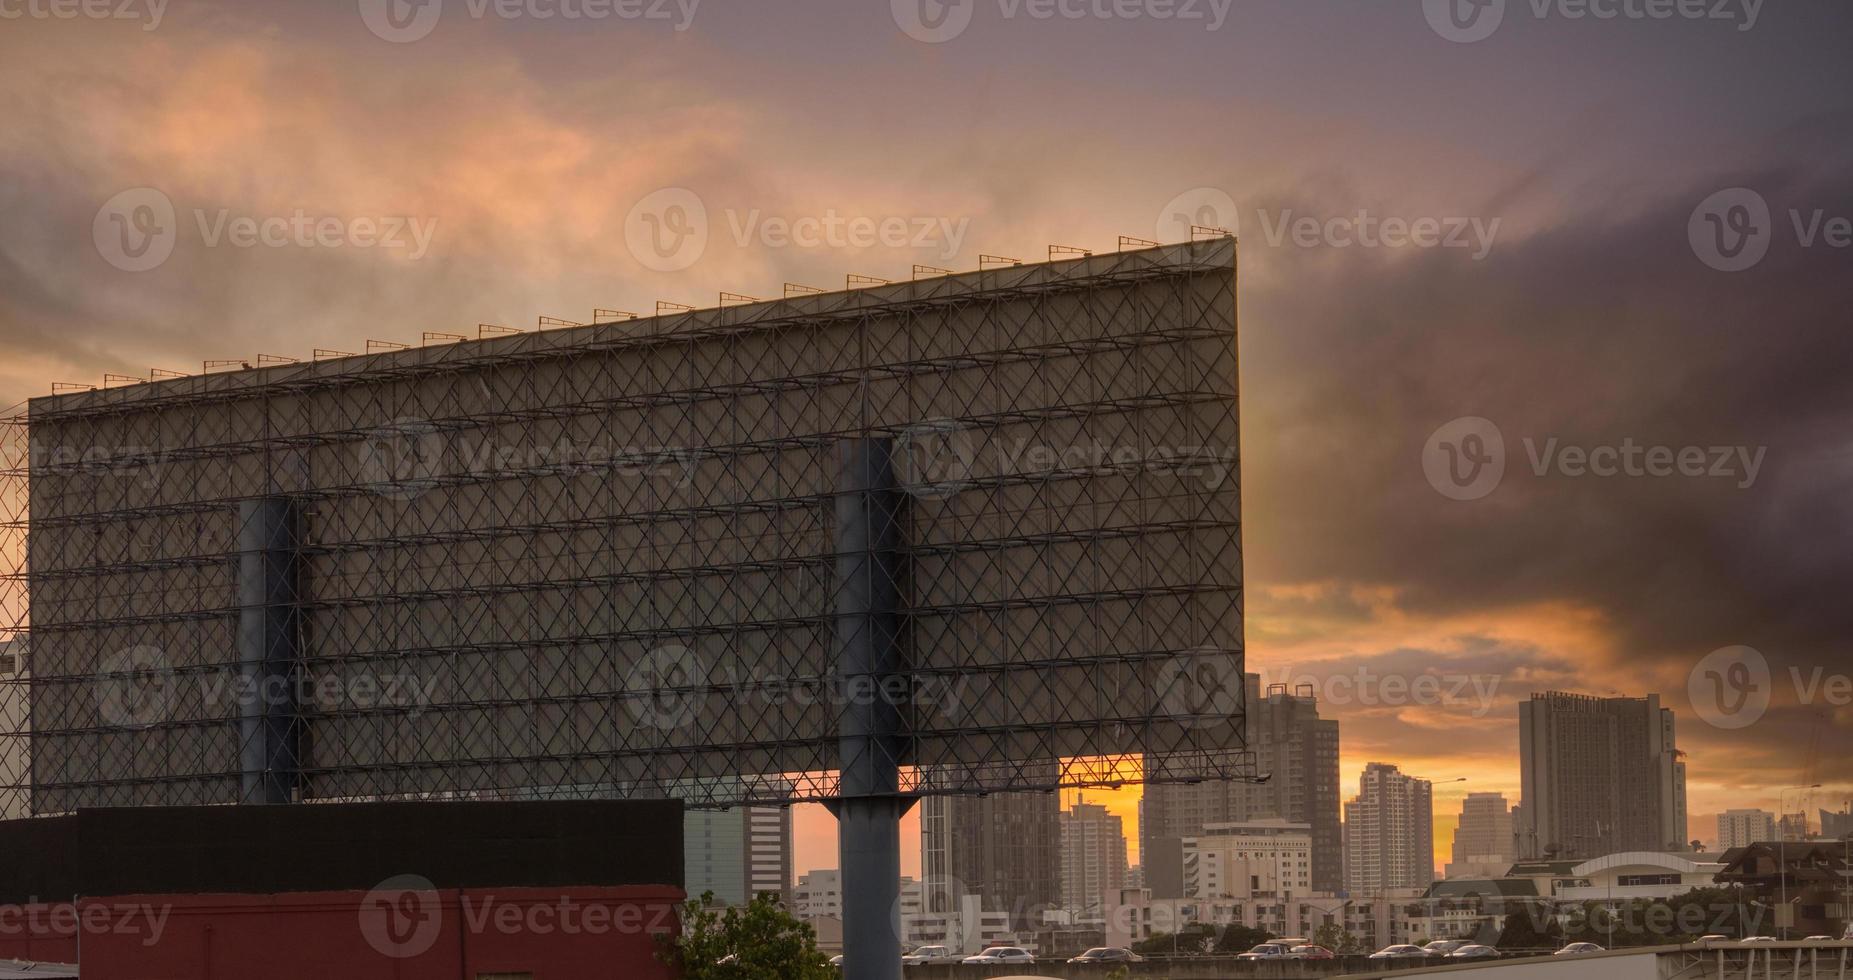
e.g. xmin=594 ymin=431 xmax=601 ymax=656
xmin=28 ymin=237 xmax=1237 ymax=421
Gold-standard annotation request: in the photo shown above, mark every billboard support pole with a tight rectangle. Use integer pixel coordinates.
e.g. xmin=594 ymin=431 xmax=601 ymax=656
xmin=235 ymin=497 xmax=302 ymax=804
xmin=828 ymin=438 xmax=913 ymax=980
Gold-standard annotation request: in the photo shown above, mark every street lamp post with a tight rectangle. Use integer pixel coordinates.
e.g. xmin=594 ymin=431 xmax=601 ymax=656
xmin=1776 ymin=784 xmax=1823 ymax=939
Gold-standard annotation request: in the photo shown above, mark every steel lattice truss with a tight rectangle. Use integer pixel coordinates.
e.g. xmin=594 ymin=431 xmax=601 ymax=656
xmin=0 ymin=239 xmax=1252 ymax=815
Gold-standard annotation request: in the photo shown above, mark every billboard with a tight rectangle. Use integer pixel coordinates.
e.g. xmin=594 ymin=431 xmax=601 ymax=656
xmin=0 ymin=237 xmax=1249 ymax=814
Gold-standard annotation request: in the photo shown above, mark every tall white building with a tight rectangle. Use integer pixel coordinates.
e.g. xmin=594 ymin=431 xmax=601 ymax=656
xmin=685 ymin=806 xmax=793 ymax=906
xmin=1184 ymin=819 xmax=1313 ymax=899
xmin=1345 ymin=763 xmax=1434 ymax=894
xmin=1445 ymin=792 xmax=1515 ymax=879
xmin=1059 ymin=800 xmax=1128 ymax=915
xmin=1717 ymin=809 xmax=1778 ymax=849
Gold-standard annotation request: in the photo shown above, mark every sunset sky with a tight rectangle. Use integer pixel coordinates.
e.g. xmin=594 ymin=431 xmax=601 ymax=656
xmin=2 ymin=0 xmax=1850 ymax=879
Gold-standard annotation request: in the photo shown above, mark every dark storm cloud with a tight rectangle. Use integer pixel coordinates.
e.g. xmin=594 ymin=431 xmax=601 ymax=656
xmin=1237 ymin=161 xmax=1853 ymax=786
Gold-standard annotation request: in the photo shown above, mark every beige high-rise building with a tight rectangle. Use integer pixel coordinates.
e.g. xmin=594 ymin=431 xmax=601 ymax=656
xmin=1445 ymin=792 xmax=1515 ymax=879
xmin=1059 ymin=800 xmax=1128 ymax=915
xmin=1344 ymin=763 xmax=1434 ymax=894
xmin=1717 ymin=809 xmax=1778 ymax=849
xmin=1517 ymin=692 xmax=1688 ymax=859
xmin=1142 ymin=676 xmax=1341 ymax=896
xmin=1185 ymin=819 xmax=1313 ymax=899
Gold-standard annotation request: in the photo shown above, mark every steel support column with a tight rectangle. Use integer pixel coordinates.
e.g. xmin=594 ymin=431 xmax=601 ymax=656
xmin=235 ymin=497 xmax=302 ymax=804
xmin=828 ymin=438 xmax=912 ymax=980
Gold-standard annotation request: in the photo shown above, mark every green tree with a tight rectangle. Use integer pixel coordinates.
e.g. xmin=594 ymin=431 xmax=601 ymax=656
xmin=1497 ymin=908 xmax=1563 ymax=951
xmin=1311 ymin=923 xmax=1365 ymax=954
xmin=1132 ymin=924 xmax=1216 ymax=955
xmin=1214 ymin=924 xmax=1275 ymax=953
xmin=655 ymin=891 xmax=838 ymax=980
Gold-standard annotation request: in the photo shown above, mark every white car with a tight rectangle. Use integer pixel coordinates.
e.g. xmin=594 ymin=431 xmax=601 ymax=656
xmin=1740 ymin=936 xmax=1779 ymax=943
xmin=1422 ymin=939 xmax=1471 ymax=957
xmin=1369 ymin=945 xmax=1431 ymax=959
xmin=961 ymin=947 xmax=1035 ymax=965
xmin=1235 ymin=943 xmax=1293 ymax=960
xmin=1556 ymin=942 xmax=1606 ymax=955
xmin=901 ymin=946 xmax=958 ymax=966
xmin=1449 ymin=945 xmax=1501 ymax=959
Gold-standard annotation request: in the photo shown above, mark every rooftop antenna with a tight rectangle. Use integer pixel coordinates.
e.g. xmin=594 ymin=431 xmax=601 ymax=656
xmin=422 ymin=332 xmax=467 ymax=346
xmin=912 ymin=264 xmax=954 ymax=280
xmin=846 ymin=274 xmax=889 ymax=288
xmin=593 ymin=309 xmax=639 ymax=321
xmin=979 ymin=255 xmax=1021 ymax=269
xmin=1118 ymin=236 xmax=1161 ymax=250
xmin=312 ymin=349 xmax=356 ymax=361
xmin=366 ymin=340 xmax=410 ymax=353
xmin=783 ymin=283 xmax=826 ymax=297
xmin=656 ymin=301 xmax=696 ymax=314
xmin=1049 ymin=245 xmax=1091 ymax=260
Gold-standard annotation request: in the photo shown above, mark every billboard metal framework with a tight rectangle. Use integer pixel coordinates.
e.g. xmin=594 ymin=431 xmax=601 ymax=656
xmin=0 ymin=238 xmax=1250 ymax=826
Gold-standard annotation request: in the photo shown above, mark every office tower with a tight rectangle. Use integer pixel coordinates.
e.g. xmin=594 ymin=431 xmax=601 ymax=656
xmin=1344 ymin=763 xmax=1434 ymax=894
xmin=1718 ymin=809 xmax=1779 ymax=849
xmin=685 ymin=806 xmax=793 ymax=906
xmin=1778 ymin=812 xmax=1810 ymax=841
xmin=1445 ymin=792 xmax=1516 ymax=879
xmin=1059 ymin=800 xmax=1129 ymax=915
xmin=1142 ymin=676 xmax=1342 ymax=895
xmin=1184 ymin=819 xmax=1314 ymax=899
xmin=1516 ymin=691 xmax=1688 ymax=858
xmin=921 ymin=788 xmax=1061 ymax=931
xmin=794 ymin=869 xmax=843 ymax=920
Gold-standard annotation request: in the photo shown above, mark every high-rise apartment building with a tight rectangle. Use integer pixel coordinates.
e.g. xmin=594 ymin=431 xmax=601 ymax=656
xmin=1059 ymin=800 xmax=1129 ymax=915
xmin=1718 ymin=809 xmax=1778 ymax=849
xmin=1445 ymin=792 xmax=1515 ymax=879
xmin=1821 ymin=807 xmax=1853 ymax=841
xmin=1344 ymin=763 xmax=1434 ymax=894
xmin=1142 ymin=676 xmax=1341 ymax=895
xmin=1516 ymin=692 xmax=1687 ymax=858
xmin=921 ymin=783 xmax=1061 ymax=931
xmin=685 ymin=806 xmax=793 ymax=906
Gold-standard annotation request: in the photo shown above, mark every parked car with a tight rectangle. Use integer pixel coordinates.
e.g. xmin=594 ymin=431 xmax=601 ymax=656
xmin=1449 ymin=945 xmax=1501 ymax=959
xmin=1696 ymin=935 xmax=1732 ymax=944
xmin=901 ymin=945 xmax=959 ymax=965
xmin=1555 ymin=942 xmax=1606 ymax=955
xmin=1422 ymin=939 xmax=1471 ymax=957
xmin=1287 ymin=944 xmax=1336 ymax=959
xmin=1235 ymin=942 xmax=1293 ymax=960
xmin=1740 ymin=936 xmax=1779 ymax=943
xmin=1068 ymin=947 xmax=1143 ymax=963
xmin=828 ymin=954 xmax=843 ymax=967
xmin=961 ymin=946 xmax=1034 ymax=965
xmin=1369 ymin=945 xmax=1431 ymax=959
xmin=1804 ymin=936 xmax=1837 ymax=942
